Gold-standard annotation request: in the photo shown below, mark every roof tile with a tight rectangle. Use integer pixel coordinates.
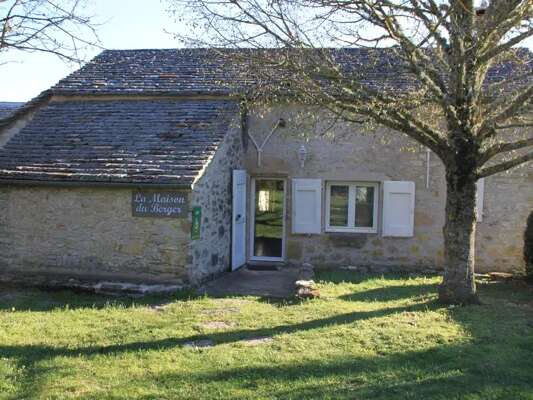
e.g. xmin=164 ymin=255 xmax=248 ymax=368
xmin=51 ymin=48 xmax=532 ymax=96
xmin=0 ymin=99 xmax=239 ymax=185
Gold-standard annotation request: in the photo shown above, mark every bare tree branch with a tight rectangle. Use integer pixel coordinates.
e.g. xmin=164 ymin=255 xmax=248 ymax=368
xmin=0 ymin=0 xmax=101 ymax=64
xmin=171 ymin=0 xmax=533 ymax=179
xmin=478 ymin=151 xmax=533 ymax=178
xmin=480 ymin=136 xmax=533 ymax=164
xmin=480 ymin=84 xmax=533 ymax=138
xmin=479 ymin=28 xmax=533 ymax=65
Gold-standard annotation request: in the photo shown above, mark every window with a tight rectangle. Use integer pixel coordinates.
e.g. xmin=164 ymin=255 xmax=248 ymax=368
xmin=326 ymin=182 xmax=379 ymax=233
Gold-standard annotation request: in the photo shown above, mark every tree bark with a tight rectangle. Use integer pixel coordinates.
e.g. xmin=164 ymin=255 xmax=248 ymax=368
xmin=438 ymin=171 xmax=480 ymax=304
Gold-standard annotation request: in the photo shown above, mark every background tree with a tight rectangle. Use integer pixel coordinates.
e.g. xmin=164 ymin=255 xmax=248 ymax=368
xmin=170 ymin=0 xmax=533 ymax=304
xmin=1 ymin=0 xmax=99 ymax=64
xmin=525 ymin=211 xmax=533 ymax=282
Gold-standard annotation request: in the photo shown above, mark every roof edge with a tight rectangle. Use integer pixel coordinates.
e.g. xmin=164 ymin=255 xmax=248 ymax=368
xmin=0 ymin=179 xmax=192 ymax=190
xmin=51 ymin=92 xmax=239 ymax=101
xmin=0 ymin=90 xmax=53 ymax=131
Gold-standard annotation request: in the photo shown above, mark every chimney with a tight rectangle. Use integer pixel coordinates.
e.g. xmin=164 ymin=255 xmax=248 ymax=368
xmin=476 ymin=0 xmax=488 ymax=16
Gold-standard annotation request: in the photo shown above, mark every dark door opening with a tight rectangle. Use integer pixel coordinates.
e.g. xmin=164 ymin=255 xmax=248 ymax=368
xmin=251 ymin=179 xmax=285 ymax=260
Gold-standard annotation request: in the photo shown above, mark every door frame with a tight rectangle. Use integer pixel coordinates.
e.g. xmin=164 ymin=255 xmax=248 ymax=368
xmin=249 ymin=177 xmax=287 ymax=262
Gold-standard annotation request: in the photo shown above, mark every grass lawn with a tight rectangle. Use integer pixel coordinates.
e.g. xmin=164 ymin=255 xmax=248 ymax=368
xmin=1 ymin=271 xmax=532 ymax=400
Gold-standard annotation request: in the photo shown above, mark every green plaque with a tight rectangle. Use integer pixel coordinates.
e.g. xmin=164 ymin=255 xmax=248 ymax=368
xmin=191 ymin=206 xmax=201 ymax=240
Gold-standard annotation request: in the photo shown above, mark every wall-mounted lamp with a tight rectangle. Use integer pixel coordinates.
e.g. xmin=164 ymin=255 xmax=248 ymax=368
xmin=298 ymin=145 xmax=308 ymax=168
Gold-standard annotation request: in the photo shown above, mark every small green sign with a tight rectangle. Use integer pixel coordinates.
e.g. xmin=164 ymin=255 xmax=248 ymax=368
xmin=191 ymin=206 xmax=201 ymax=240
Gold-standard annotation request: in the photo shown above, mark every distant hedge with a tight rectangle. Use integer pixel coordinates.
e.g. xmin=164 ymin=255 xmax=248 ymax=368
xmin=525 ymin=211 xmax=533 ymax=283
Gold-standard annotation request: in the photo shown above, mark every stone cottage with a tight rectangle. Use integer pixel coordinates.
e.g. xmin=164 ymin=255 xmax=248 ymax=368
xmin=0 ymin=49 xmax=531 ymax=289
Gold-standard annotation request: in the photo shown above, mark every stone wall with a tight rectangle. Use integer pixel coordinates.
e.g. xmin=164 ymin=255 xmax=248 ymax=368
xmin=0 ymin=186 xmax=191 ymax=285
xmin=476 ymin=173 xmax=532 ymax=271
xmin=189 ymin=116 xmax=245 ymax=283
xmin=0 ymin=112 xmax=244 ymax=288
xmin=244 ymin=104 xmax=532 ymax=273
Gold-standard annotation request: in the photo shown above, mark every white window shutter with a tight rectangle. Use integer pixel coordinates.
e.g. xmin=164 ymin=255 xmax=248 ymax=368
xmin=292 ymin=178 xmax=322 ymax=234
xmin=476 ymin=178 xmax=485 ymax=222
xmin=382 ymin=181 xmax=415 ymax=237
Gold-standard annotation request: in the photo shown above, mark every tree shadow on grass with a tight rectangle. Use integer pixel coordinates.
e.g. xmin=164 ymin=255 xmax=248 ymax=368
xmin=83 ymin=284 xmax=531 ymax=400
xmin=0 ymin=285 xmax=199 ymax=312
xmin=0 ymin=299 xmax=440 ymax=399
xmin=339 ymin=283 xmax=437 ymax=303
xmin=3 ymin=281 xmax=532 ymax=399
xmin=147 ymin=340 xmax=532 ymax=400
xmin=0 ymin=299 xmax=439 ymax=359
xmin=315 ymin=269 xmax=439 ymax=285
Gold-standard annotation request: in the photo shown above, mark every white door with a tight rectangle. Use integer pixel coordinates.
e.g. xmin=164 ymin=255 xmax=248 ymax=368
xmin=232 ymin=169 xmax=247 ymax=270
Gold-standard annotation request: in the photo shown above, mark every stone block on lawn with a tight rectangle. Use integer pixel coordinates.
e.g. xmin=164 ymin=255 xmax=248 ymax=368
xmin=295 ymin=279 xmax=320 ymax=299
xmin=183 ymin=339 xmax=214 ymax=348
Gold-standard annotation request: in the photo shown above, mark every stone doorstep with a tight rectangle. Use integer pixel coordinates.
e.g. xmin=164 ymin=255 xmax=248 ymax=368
xmin=198 ymin=266 xmax=300 ymax=298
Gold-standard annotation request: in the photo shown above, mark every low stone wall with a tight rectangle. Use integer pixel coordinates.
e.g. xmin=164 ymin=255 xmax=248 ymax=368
xmin=0 ymin=186 xmax=190 ymax=285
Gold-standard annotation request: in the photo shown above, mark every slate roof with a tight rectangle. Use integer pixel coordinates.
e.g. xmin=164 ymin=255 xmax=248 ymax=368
xmin=52 ymin=48 xmax=252 ymax=95
xmin=51 ymin=48 xmax=531 ymax=96
xmin=0 ymin=102 xmax=24 ymax=119
xmin=49 ymin=48 xmax=425 ymax=96
xmin=0 ymin=47 xmax=530 ymax=186
xmin=0 ymin=99 xmax=239 ymax=186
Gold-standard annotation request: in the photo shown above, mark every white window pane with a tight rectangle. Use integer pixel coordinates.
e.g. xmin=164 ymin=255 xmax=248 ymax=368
xmin=329 ymin=185 xmax=349 ymax=227
xmin=355 ymin=186 xmax=374 ymax=228
xmin=258 ymin=190 xmax=271 ymax=212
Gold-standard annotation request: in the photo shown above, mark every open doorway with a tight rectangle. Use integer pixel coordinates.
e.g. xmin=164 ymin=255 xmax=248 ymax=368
xmin=250 ymin=178 xmax=285 ymax=261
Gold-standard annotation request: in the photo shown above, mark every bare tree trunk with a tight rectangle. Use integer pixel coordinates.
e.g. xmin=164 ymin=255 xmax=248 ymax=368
xmin=438 ymin=171 xmax=480 ymax=304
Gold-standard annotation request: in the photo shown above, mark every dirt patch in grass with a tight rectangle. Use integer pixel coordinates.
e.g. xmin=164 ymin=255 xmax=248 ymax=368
xmin=239 ymin=336 xmax=274 ymax=346
xmin=199 ymin=321 xmax=234 ymax=330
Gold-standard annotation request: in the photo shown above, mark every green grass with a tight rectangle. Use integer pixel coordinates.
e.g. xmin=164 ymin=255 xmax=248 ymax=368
xmin=254 ymin=212 xmax=283 ymax=239
xmin=1 ymin=272 xmax=533 ymax=399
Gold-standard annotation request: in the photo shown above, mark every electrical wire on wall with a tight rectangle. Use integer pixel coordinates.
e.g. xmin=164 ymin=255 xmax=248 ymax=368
xmin=247 ymin=118 xmax=286 ymax=167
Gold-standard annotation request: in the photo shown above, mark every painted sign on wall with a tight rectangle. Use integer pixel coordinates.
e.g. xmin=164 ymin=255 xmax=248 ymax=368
xmin=191 ymin=206 xmax=201 ymax=240
xmin=132 ymin=191 xmax=188 ymax=218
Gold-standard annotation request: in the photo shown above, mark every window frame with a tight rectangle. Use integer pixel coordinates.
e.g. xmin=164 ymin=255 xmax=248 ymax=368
xmin=325 ymin=181 xmax=379 ymax=233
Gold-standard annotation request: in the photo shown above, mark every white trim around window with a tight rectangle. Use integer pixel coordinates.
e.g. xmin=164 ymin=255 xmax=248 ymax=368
xmin=325 ymin=181 xmax=379 ymax=233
